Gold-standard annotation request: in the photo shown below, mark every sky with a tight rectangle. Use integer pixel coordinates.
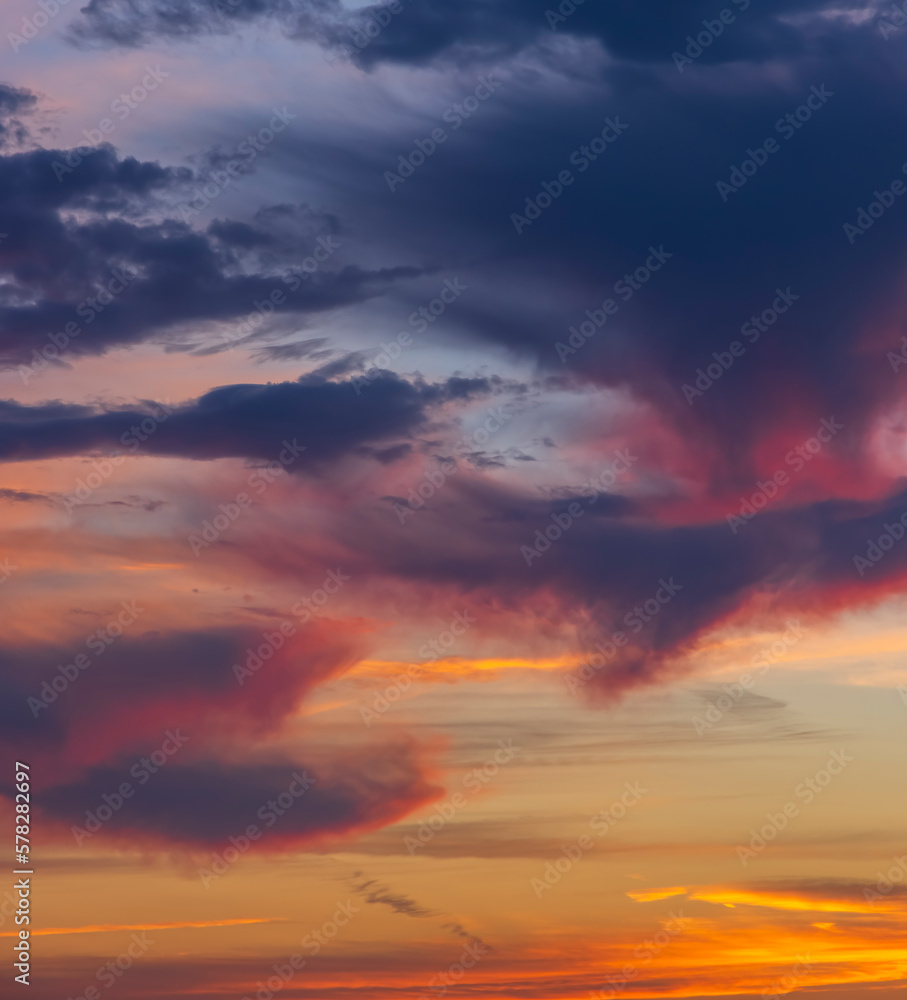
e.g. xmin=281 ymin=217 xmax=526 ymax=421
xmin=1 ymin=0 xmax=907 ymax=997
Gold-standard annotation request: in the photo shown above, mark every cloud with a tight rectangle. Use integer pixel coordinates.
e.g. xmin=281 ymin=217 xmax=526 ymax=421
xmin=68 ymin=0 xmax=852 ymax=70
xmin=36 ymin=743 xmax=438 ymax=849
xmin=7 ymin=370 xmax=900 ymax=705
xmin=0 ymin=140 xmax=421 ymax=367
xmin=631 ymin=878 xmax=907 ymax=914
xmin=0 ymin=83 xmax=37 ymax=149
xmin=349 ymin=875 xmax=436 ymax=917
xmin=0 ymin=487 xmax=53 ymax=504
xmin=251 ymin=338 xmax=332 ymax=363
xmin=0 ymin=623 xmax=359 ymax=749
xmin=6 ymin=0 xmax=907 ymax=866
xmin=68 ymin=0 xmax=301 ymax=48
xmin=344 ymin=871 xmax=491 ymax=951
xmin=198 ymin=18 xmax=907 ymax=497
xmin=0 ymin=621 xmax=440 ymax=850
xmin=0 ymin=372 xmax=508 ymax=466
xmin=12 ymin=18 xmax=907 ymax=496
xmin=228 ymin=472 xmax=907 ymax=698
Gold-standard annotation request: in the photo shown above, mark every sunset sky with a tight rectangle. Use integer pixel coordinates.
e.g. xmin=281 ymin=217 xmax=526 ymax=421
xmin=2 ymin=0 xmax=907 ymax=997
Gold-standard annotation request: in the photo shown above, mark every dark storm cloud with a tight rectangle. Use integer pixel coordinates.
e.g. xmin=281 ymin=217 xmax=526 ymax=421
xmin=0 ymin=372 xmax=504 ymax=465
xmin=205 ymin=204 xmax=343 ymax=263
xmin=0 ymin=624 xmax=357 ymax=748
xmin=15 ymin=1 xmax=907 ymax=710
xmin=314 ymin=475 xmax=907 ymax=695
xmin=229 ymin=19 xmax=907 ymax=488
xmin=19 ymin=11 xmax=907 ymax=488
xmin=0 ymin=141 xmax=421 ymax=367
xmin=69 ymin=0 xmax=853 ymax=69
xmin=0 ymin=621 xmax=440 ymax=849
xmin=319 ymin=0 xmax=848 ymax=70
xmin=35 ymin=743 xmax=437 ymax=848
